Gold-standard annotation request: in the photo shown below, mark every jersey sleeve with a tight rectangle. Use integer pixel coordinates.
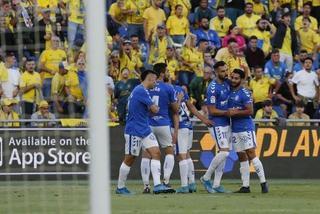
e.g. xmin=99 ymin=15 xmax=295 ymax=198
xmin=168 ymin=85 xmax=177 ymax=103
xmin=206 ymin=82 xmax=217 ymax=106
xmin=137 ymin=88 xmax=154 ymax=108
xmin=242 ymin=89 xmax=253 ymax=105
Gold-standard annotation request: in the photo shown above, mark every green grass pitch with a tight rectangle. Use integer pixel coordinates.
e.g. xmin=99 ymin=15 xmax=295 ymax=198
xmin=0 ymin=179 xmax=319 ymax=213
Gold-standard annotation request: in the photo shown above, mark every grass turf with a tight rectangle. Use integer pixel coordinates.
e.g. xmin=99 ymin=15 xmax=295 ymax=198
xmin=0 ymin=179 xmax=319 ymax=213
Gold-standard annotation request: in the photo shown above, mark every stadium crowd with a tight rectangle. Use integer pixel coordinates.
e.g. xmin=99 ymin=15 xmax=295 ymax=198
xmin=1 ymin=0 xmax=320 ymax=127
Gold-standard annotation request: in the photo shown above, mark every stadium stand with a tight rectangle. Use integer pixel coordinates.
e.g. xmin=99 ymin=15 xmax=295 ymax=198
xmin=0 ymin=0 xmax=320 ymax=126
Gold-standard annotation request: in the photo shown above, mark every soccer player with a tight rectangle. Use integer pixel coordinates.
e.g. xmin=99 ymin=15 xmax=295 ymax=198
xmin=140 ymin=63 xmax=179 ymax=193
xmin=116 ymin=69 xmax=172 ymax=194
xmin=200 ymin=61 xmax=232 ymax=193
xmin=173 ymin=84 xmax=213 ymax=193
xmin=228 ymin=69 xmax=268 ymax=193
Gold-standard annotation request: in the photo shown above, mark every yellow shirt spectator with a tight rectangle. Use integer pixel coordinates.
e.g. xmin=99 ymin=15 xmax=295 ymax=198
xmin=295 ymin=15 xmax=318 ymax=31
xmin=126 ymin=0 xmax=150 ymax=24
xmin=109 ymin=1 xmax=127 ymax=24
xmin=225 ymin=56 xmax=248 ymax=77
xmin=209 ymin=16 xmax=232 ymax=38
xmin=63 ymin=0 xmax=85 ymax=24
xmin=148 ymin=36 xmax=171 ymax=65
xmin=181 ymin=47 xmax=203 ymax=76
xmin=169 ymin=0 xmax=191 ymax=17
xmin=39 ymin=49 xmax=67 ymax=79
xmin=166 ymin=58 xmax=180 ymax=80
xmin=249 ymin=76 xmax=276 ymax=103
xmin=37 ymin=0 xmax=58 ymax=21
xmin=247 ymin=0 xmax=268 ymax=16
xmin=51 ymin=72 xmax=66 ymax=100
xmin=120 ymin=53 xmax=143 ymax=78
xmin=65 ymin=70 xmax=83 ymax=101
xmin=280 ymin=28 xmax=292 ymax=55
xmin=215 ymin=47 xmax=231 ymax=62
xmin=143 ymin=6 xmax=166 ymax=39
xmin=255 ymin=108 xmax=278 ymax=126
xmin=298 ymin=28 xmax=320 ymax=53
xmin=0 ymin=110 xmax=19 ymax=127
xmin=287 ymin=112 xmax=310 ymax=126
xmin=0 ymin=62 xmax=8 ymax=82
xmin=20 ymin=71 xmax=42 ymax=103
xmin=166 ymin=15 xmax=190 ymax=36
xmin=236 ymin=14 xmax=260 ymax=37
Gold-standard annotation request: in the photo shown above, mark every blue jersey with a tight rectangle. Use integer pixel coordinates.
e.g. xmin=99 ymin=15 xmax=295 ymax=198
xmin=173 ymin=85 xmax=192 ymax=130
xmin=125 ymin=84 xmax=154 ymax=137
xmin=228 ymin=87 xmax=255 ymax=132
xmin=206 ymin=80 xmax=230 ymax=126
xmin=148 ymin=81 xmax=177 ymax=126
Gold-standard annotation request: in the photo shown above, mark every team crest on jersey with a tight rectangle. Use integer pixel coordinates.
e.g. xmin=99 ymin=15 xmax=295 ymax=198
xmin=210 ymin=96 xmax=216 ymax=104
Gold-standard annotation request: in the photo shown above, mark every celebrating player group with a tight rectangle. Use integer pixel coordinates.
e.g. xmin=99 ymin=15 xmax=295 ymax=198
xmin=116 ymin=61 xmax=268 ymax=195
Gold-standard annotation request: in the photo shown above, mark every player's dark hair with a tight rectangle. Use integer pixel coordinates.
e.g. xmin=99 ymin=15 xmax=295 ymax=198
xmin=303 ymin=56 xmax=313 ymax=63
xmin=213 ymin=61 xmax=226 ymax=70
xmin=141 ymin=69 xmax=158 ymax=81
xmin=153 ymin=63 xmax=167 ymax=75
xmin=233 ymin=69 xmax=245 ymax=79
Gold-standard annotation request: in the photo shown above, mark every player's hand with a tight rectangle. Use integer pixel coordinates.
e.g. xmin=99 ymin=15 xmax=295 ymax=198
xmin=227 ymin=109 xmax=238 ymax=117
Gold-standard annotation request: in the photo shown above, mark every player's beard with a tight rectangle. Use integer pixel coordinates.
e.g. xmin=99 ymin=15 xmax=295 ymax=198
xmin=231 ymin=81 xmax=241 ymax=88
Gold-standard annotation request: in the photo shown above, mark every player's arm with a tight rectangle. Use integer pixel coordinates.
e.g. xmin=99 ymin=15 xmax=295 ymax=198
xmin=228 ymin=103 xmax=253 ymax=117
xmin=170 ymin=102 xmax=179 ymax=144
xmin=207 ymin=105 xmax=228 ymax=117
xmin=186 ymin=100 xmax=213 ymax=127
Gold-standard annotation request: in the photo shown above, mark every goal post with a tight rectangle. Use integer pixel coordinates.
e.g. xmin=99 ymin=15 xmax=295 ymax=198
xmin=85 ymin=0 xmax=110 ymax=213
